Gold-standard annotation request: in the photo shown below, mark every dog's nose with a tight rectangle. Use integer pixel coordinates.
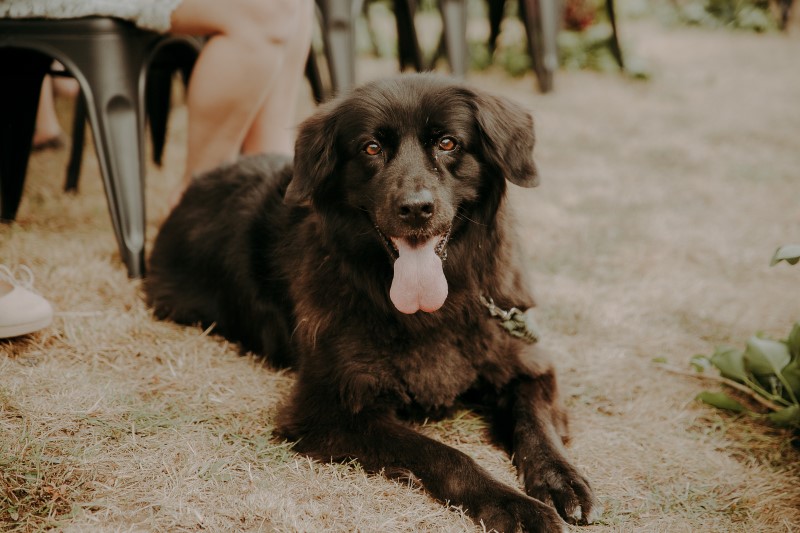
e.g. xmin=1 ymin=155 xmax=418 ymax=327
xmin=398 ymin=189 xmax=435 ymax=226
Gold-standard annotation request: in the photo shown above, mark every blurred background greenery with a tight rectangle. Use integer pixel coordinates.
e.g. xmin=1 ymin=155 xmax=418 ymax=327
xmin=353 ymin=0 xmax=786 ymax=81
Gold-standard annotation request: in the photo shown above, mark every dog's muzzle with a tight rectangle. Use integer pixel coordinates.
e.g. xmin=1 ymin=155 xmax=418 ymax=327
xmin=374 ymin=223 xmax=451 ymax=262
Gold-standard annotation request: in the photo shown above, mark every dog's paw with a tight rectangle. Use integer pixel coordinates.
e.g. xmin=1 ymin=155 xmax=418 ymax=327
xmin=518 ymin=458 xmax=598 ymax=525
xmin=473 ymin=490 xmax=566 ymax=533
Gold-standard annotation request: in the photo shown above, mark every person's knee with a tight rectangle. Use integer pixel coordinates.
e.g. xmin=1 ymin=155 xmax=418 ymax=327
xmin=229 ymin=0 xmax=310 ymax=53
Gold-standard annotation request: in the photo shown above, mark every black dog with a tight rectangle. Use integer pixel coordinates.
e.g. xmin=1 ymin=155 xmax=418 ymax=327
xmin=145 ymin=74 xmax=597 ymax=532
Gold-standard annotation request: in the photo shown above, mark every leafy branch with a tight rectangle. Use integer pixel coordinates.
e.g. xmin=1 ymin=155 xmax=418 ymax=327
xmin=690 ymin=324 xmax=800 ymax=429
xmin=683 ymin=245 xmax=800 ymax=431
xmin=659 ymin=363 xmax=784 ymax=411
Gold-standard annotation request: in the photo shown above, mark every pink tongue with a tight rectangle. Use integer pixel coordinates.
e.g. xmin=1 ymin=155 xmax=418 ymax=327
xmin=389 ymin=236 xmax=448 ymax=314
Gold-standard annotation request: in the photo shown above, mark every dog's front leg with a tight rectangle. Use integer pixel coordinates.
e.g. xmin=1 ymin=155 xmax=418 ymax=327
xmin=285 ymin=409 xmax=567 ymax=533
xmin=500 ymin=368 xmax=599 ymax=525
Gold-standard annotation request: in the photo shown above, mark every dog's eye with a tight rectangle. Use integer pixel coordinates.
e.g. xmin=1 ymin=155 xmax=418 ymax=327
xmin=364 ymin=142 xmax=382 ymax=156
xmin=438 ymin=137 xmax=456 ymax=152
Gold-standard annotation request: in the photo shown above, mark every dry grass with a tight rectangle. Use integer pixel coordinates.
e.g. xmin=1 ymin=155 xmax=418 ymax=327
xmin=2 ymin=13 xmax=800 ymax=533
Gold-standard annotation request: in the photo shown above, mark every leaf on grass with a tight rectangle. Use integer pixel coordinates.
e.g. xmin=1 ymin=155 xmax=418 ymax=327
xmin=744 ymin=336 xmax=790 ymax=376
xmin=696 ymin=391 xmax=747 ymax=413
xmin=710 ymin=347 xmax=748 ymax=382
xmin=689 ymin=355 xmax=712 ymax=372
xmin=765 ymin=404 xmax=800 ymax=428
xmin=781 ymin=356 xmax=800 ymax=397
xmin=787 ymin=322 xmax=800 ymax=359
xmin=770 ymin=244 xmax=800 ymax=266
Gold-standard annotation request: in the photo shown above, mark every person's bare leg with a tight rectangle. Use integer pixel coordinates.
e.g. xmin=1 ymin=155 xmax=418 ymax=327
xmin=167 ymin=0 xmax=311 ymax=206
xmin=241 ymin=0 xmax=313 ymax=156
xmin=33 ymin=76 xmax=64 ymax=148
xmin=51 ymin=62 xmax=80 ymax=98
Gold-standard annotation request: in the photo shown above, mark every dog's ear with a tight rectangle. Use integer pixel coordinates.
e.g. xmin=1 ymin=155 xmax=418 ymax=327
xmin=284 ymin=106 xmax=339 ymax=205
xmin=472 ymin=91 xmax=539 ymax=188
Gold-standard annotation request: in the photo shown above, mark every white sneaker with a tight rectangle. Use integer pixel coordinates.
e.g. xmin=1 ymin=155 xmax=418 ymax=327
xmin=0 ymin=265 xmax=54 ymax=339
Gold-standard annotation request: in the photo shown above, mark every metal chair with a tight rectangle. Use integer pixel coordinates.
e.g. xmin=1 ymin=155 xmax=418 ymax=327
xmin=331 ymin=0 xmax=468 ymax=91
xmin=316 ymin=0 xmax=358 ymax=93
xmin=488 ymin=0 xmax=624 ymax=92
xmin=64 ymin=36 xmax=203 ymax=193
xmin=0 ymin=16 xmax=331 ymax=279
xmin=0 ymin=17 xmax=202 ymax=278
xmin=438 ymin=0 xmax=469 ymax=77
xmin=389 ymin=0 xmax=468 ymax=78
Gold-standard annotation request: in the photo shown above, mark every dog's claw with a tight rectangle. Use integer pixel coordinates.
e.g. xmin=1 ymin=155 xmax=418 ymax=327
xmin=584 ymin=502 xmax=603 ymax=524
xmin=518 ymin=457 xmax=597 ymax=527
xmin=566 ymin=505 xmax=582 ymax=523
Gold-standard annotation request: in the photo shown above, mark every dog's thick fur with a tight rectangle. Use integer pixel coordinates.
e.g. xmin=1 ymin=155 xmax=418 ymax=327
xmin=145 ymin=74 xmax=596 ymax=532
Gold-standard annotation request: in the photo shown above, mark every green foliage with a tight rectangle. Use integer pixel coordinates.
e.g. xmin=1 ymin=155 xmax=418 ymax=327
xmin=693 ymin=323 xmax=800 ymax=430
xmin=467 ymin=0 xmax=649 ymax=78
xmin=674 ymin=0 xmax=777 ymax=31
xmin=691 ymin=245 xmax=799 ymax=437
xmin=493 ymin=41 xmax=533 ymax=78
xmin=558 ymin=24 xmax=622 ymax=73
xmin=695 ymin=390 xmax=746 ymax=412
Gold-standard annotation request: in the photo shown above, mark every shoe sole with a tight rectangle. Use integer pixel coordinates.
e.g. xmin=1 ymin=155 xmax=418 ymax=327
xmin=0 ymin=315 xmax=53 ymax=339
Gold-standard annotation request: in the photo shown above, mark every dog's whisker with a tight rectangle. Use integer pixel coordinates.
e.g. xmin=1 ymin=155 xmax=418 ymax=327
xmin=455 ymin=211 xmax=486 ymax=227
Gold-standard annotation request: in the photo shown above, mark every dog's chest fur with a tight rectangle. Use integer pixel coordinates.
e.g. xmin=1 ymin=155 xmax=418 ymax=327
xmin=397 ymin=318 xmax=522 ymax=406
xmin=391 ymin=334 xmax=479 ymax=409
xmin=332 ymin=303 xmax=521 ymax=411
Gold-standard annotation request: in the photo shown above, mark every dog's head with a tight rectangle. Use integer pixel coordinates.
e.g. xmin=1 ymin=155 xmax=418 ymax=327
xmin=285 ymin=74 xmax=538 ymax=314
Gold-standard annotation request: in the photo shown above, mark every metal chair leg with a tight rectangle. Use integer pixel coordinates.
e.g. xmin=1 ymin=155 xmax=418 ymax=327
xmin=606 ymin=0 xmax=625 ymax=69
xmin=65 ymin=90 xmax=87 ymax=192
xmin=394 ymin=0 xmax=425 ymax=71
xmin=317 ymin=0 xmax=356 ymax=94
xmin=440 ymin=0 xmax=468 ymax=77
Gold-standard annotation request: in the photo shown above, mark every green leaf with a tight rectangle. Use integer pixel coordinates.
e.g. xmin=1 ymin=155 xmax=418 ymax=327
xmin=770 ymin=244 xmax=800 ymax=266
xmin=786 ymin=322 xmax=800 ymax=359
xmin=765 ymin=404 xmax=800 ymax=428
xmin=781 ymin=356 xmax=800 ymax=397
xmin=696 ymin=391 xmax=746 ymax=413
xmin=689 ymin=355 xmax=711 ymax=372
xmin=710 ymin=347 xmax=748 ymax=382
xmin=744 ymin=336 xmax=790 ymax=377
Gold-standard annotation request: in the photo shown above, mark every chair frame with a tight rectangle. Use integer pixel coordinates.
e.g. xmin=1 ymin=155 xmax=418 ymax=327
xmin=0 ymin=17 xmax=201 ymax=278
